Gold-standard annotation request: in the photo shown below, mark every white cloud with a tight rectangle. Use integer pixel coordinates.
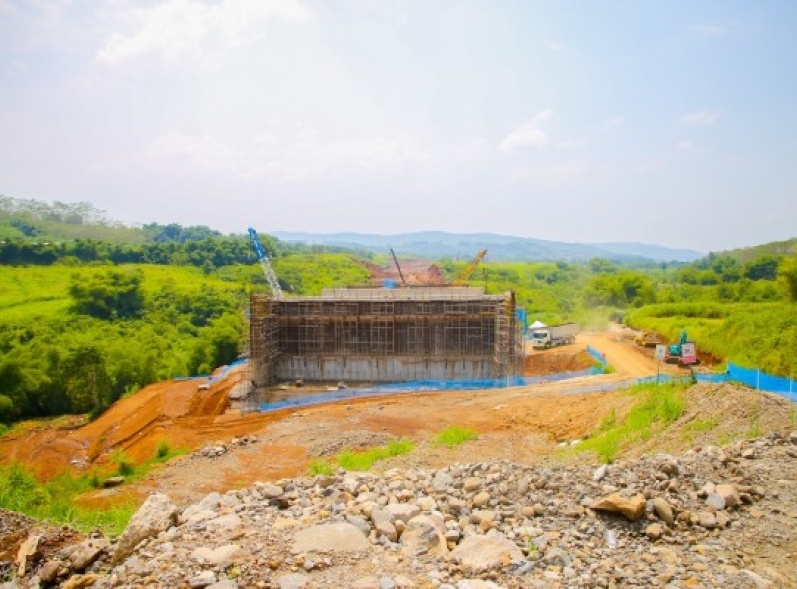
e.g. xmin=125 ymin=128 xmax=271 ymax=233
xmin=680 ymin=110 xmax=719 ymax=125
xmin=95 ymin=0 xmax=313 ymax=66
xmin=547 ymin=41 xmax=565 ymax=51
xmin=499 ymin=109 xmax=553 ymax=152
xmin=604 ymin=116 xmax=625 ymax=130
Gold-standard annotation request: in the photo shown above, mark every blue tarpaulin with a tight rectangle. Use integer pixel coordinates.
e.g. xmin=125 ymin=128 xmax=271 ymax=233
xmin=259 ymin=367 xmax=601 ymax=412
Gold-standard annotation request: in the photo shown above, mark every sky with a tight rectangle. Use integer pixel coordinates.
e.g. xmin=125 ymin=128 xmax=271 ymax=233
xmin=1 ymin=0 xmax=796 ymax=253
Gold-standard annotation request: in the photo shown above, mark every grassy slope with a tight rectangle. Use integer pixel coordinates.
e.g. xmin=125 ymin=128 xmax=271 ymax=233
xmin=0 ymin=265 xmax=246 ymax=322
xmin=626 ymin=301 xmax=797 ymax=376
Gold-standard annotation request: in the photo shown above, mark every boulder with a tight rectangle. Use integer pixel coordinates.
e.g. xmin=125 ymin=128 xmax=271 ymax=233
xmin=69 ymin=538 xmax=109 ymax=572
xmin=112 ymin=493 xmax=178 ymax=564
xmin=653 ymin=497 xmax=675 ymax=525
xmin=292 ymin=522 xmax=371 ymax=554
xmin=400 ymin=515 xmax=448 ymax=557
xmin=191 ymin=544 xmax=242 ymax=566
xmin=450 ymin=534 xmax=524 ymax=572
xmin=589 ymin=493 xmax=646 ymax=521
xmin=715 ymin=484 xmax=741 ymax=508
xmin=15 ymin=535 xmax=41 ymax=577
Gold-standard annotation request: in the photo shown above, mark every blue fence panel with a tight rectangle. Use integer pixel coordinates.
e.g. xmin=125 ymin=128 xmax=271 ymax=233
xmin=723 ymin=361 xmax=796 ymax=400
xmin=586 ymin=346 xmax=607 ymax=367
xmin=728 ymin=362 xmax=758 ymax=389
xmin=259 ymin=367 xmax=601 ymax=413
xmin=759 ymin=372 xmax=796 ymax=394
xmin=694 ymin=373 xmax=728 ymax=383
xmin=206 ymin=358 xmax=249 ymax=385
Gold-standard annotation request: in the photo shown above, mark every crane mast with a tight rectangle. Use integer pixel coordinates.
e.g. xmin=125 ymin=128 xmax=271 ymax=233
xmin=247 ymin=227 xmax=283 ymax=298
xmin=453 ymin=249 xmax=488 ymax=286
xmin=390 ymin=248 xmax=407 ymax=286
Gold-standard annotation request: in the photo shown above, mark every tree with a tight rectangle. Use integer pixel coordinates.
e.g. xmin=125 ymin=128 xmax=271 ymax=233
xmin=583 ymin=271 xmax=656 ymax=308
xmin=69 ymin=269 xmax=145 ymax=320
xmin=0 ymin=394 xmax=14 ymax=424
xmin=63 ymin=346 xmax=112 ymax=414
xmin=778 ymin=249 xmax=797 ymax=302
xmin=744 ymin=255 xmax=780 ymax=281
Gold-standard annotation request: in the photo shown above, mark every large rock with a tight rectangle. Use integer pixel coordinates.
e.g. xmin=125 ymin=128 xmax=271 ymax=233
xmin=653 ymin=497 xmax=675 ymax=525
xmin=384 ymin=503 xmax=421 ymax=524
xmin=450 ymin=534 xmax=524 ymax=572
xmin=400 ymin=515 xmax=448 ymax=557
xmin=292 ymin=522 xmax=371 ymax=554
xmin=371 ymin=508 xmax=398 ymax=542
xmin=112 ymin=493 xmax=178 ymax=564
xmin=715 ymin=484 xmax=741 ymax=508
xmin=69 ymin=538 xmax=109 ymax=572
xmin=15 ymin=535 xmax=41 ymax=577
xmin=191 ymin=544 xmax=242 ymax=566
xmin=589 ymin=493 xmax=646 ymax=521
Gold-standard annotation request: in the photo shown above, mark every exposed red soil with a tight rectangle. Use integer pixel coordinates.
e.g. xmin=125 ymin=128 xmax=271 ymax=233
xmin=358 ymin=259 xmax=450 ymax=286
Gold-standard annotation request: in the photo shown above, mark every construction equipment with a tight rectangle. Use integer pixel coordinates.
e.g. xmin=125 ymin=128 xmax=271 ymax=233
xmin=665 ymin=329 xmax=698 ymax=365
xmin=247 ymin=227 xmax=282 ymax=298
xmin=390 ymin=248 xmax=407 ymax=286
xmin=529 ymin=322 xmax=579 ymax=349
xmin=634 ymin=331 xmax=661 ymax=347
xmin=453 ymin=249 xmax=487 ymax=286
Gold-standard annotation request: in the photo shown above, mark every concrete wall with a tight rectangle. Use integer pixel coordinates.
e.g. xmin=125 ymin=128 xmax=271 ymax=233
xmin=276 ymin=356 xmax=497 ymax=382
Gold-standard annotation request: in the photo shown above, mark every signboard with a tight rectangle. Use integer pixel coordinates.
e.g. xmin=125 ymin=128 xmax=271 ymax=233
xmin=654 ymin=344 xmax=666 ymax=362
xmin=681 ymin=343 xmax=697 ymax=365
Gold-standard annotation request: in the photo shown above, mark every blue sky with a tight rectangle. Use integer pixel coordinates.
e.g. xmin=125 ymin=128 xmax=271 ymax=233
xmin=1 ymin=0 xmax=795 ymax=252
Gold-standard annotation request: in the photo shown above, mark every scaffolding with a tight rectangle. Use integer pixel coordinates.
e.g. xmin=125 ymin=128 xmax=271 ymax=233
xmin=249 ymin=287 xmax=522 ymax=388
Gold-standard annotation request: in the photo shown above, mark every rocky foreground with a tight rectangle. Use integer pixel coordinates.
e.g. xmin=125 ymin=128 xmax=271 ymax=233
xmin=5 ymin=433 xmax=797 ymax=589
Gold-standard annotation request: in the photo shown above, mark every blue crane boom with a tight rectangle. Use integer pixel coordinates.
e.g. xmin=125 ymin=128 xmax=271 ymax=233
xmin=247 ymin=227 xmax=283 ymax=298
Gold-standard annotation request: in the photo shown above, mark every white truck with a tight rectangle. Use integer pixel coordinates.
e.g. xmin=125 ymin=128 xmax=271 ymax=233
xmin=529 ymin=322 xmax=579 ymax=349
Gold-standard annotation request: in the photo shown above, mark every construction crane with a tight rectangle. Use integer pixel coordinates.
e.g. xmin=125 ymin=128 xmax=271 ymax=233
xmin=389 ymin=248 xmax=407 ymax=286
xmin=247 ymin=227 xmax=282 ymax=298
xmin=453 ymin=249 xmax=487 ymax=286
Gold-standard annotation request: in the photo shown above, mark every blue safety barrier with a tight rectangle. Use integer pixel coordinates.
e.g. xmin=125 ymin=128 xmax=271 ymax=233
xmin=586 ymin=345 xmax=607 ymax=369
xmin=205 ymin=358 xmax=249 ymax=385
xmin=259 ymin=367 xmax=602 ymax=412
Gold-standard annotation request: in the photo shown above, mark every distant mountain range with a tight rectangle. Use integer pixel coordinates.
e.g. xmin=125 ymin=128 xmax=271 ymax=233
xmin=272 ymin=231 xmax=704 ymax=263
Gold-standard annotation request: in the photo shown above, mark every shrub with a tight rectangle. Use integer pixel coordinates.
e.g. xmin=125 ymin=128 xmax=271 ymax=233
xmin=309 ymin=459 xmax=334 ymax=476
xmin=110 ymin=450 xmax=135 ymax=477
xmin=156 ymin=440 xmax=170 ymax=459
xmin=435 ymin=426 xmax=479 ymax=447
xmin=332 ymin=439 xmax=414 ymax=472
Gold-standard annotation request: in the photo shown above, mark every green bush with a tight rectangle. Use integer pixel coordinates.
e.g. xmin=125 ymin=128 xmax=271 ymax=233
xmin=156 ymin=440 xmax=170 ymax=459
xmin=435 ymin=426 xmax=479 ymax=447
xmin=329 ymin=439 xmax=415 ymax=472
xmin=309 ymin=459 xmax=334 ymax=476
xmin=110 ymin=450 xmax=135 ymax=477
